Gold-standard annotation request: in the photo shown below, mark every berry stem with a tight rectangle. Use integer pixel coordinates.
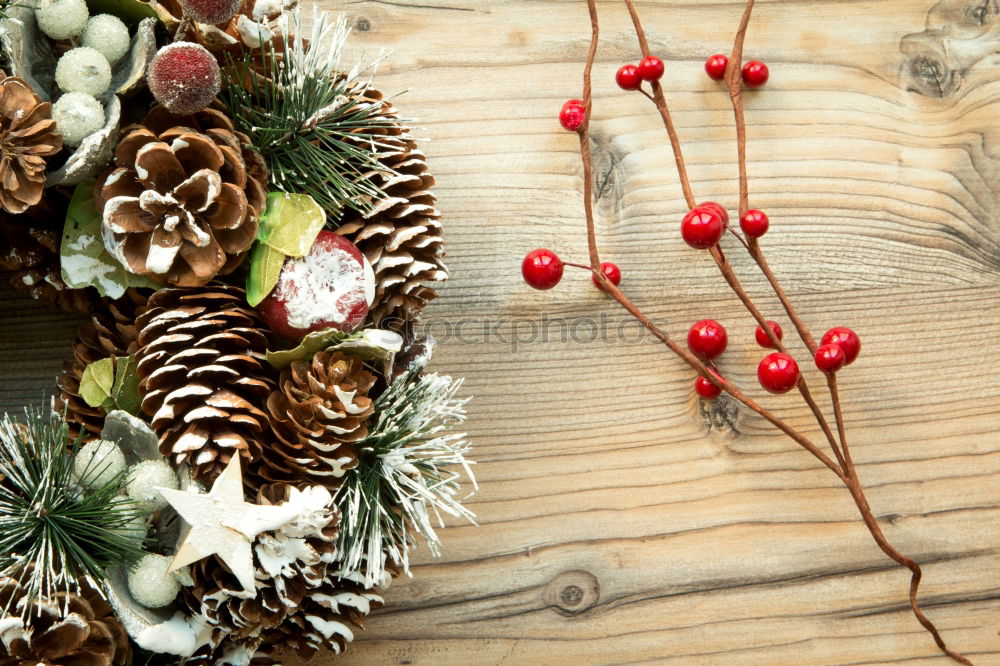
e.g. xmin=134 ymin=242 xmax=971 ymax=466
xmin=579 ymin=0 xmax=601 ymax=271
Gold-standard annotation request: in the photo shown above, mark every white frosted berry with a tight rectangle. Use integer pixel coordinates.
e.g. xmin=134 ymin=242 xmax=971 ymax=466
xmin=73 ymin=439 xmax=126 ymax=488
xmin=115 ymin=515 xmax=149 ymax=542
xmin=128 ymin=554 xmax=181 ymax=608
xmin=56 ymin=47 xmax=112 ymax=97
xmin=147 ymin=42 xmax=221 ymax=115
xmin=35 ymin=0 xmax=89 ymax=40
xmin=52 ymin=93 xmax=105 ymax=147
xmin=82 ymin=15 xmax=131 ymax=64
xmin=126 ymin=460 xmax=179 ymax=512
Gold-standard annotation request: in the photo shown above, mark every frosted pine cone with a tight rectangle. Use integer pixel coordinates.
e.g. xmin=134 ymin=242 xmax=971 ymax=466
xmin=256 ymin=350 xmax=376 ymax=487
xmin=95 ymin=120 xmax=266 ymax=287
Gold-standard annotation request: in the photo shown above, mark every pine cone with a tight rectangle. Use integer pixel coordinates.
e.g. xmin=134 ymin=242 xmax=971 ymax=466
xmin=334 ymin=89 xmax=447 ymax=328
xmin=95 ymin=116 xmax=267 ymax=288
xmin=0 ymin=75 xmax=62 ymax=215
xmin=256 ymin=350 xmax=375 ymax=487
xmin=134 ymin=284 xmax=275 ymax=483
xmin=0 ymin=578 xmax=131 ymax=665
xmin=54 ymin=290 xmax=148 ymax=441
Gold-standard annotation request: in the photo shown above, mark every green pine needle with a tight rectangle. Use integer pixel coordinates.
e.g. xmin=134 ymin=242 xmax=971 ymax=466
xmin=0 ymin=406 xmax=145 ymax=620
xmin=334 ymin=363 xmax=476 ymax=588
xmin=220 ymin=9 xmax=403 ymax=221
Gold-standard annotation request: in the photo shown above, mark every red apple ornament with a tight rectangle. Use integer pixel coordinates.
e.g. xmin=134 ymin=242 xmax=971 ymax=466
xmin=258 ymin=231 xmax=375 ymax=341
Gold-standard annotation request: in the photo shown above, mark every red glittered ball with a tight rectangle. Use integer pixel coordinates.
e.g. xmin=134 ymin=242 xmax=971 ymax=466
xmin=592 ymin=261 xmax=622 ymax=291
xmin=681 ymin=206 xmax=725 ymax=249
xmin=687 ymin=319 xmax=728 ymax=360
xmin=522 ymin=248 xmax=564 ymax=290
xmin=758 ymin=352 xmax=799 ymax=394
xmin=821 ymin=326 xmax=861 ymax=365
xmin=147 ymin=42 xmax=221 ymax=115
xmin=559 ymin=99 xmax=585 ymax=131
xmin=178 ymin=0 xmax=241 ymax=24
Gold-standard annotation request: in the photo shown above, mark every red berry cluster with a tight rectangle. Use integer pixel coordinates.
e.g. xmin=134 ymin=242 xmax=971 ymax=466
xmin=616 ymin=56 xmax=665 ymax=91
xmin=688 ymin=319 xmax=727 ymax=400
xmin=521 ymin=249 xmax=622 ymax=292
xmin=703 ymin=54 xmax=769 ymax=88
xmin=680 ymin=201 xmax=727 ymax=249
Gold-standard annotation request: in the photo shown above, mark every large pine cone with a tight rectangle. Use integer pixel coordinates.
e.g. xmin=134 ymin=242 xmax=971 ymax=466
xmin=0 ymin=578 xmax=130 ymax=665
xmin=134 ymin=284 xmax=275 ymax=483
xmin=334 ymin=90 xmax=447 ymax=328
xmin=0 ymin=75 xmax=62 ymax=214
xmin=95 ymin=116 xmax=267 ymax=288
xmin=256 ymin=350 xmax=375 ymax=487
xmin=54 ymin=290 xmax=148 ymax=441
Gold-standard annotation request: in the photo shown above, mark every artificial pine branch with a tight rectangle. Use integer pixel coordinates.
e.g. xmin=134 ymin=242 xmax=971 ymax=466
xmin=0 ymin=406 xmax=145 ymax=620
xmin=334 ymin=364 xmax=476 ymax=588
xmin=220 ymin=9 xmax=403 ymax=220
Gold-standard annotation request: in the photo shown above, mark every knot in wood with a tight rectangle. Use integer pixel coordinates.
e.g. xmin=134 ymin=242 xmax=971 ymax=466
xmin=544 ymin=569 xmax=599 ymax=616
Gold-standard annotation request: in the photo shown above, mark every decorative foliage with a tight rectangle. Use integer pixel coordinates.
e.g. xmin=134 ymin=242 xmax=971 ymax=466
xmin=335 ymin=363 xmax=476 ymax=588
xmin=78 ymin=355 xmax=143 ymax=415
xmin=220 ymin=9 xmax=400 ymax=218
xmin=0 ymin=407 xmax=144 ymax=618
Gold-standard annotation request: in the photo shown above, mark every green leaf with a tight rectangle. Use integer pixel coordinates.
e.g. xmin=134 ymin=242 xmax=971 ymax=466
xmin=266 ymin=328 xmax=404 ymax=369
xmin=110 ymin=356 xmax=142 ymax=416
xmin=80 ymin=358 xmax=116 ymax=409
xmin=245 ymin=241 xmax=286 ymax=307
xmin=60 ymin=182 xmax=159 ymax=299
xmin=85 ymin=0 xmax=158 ymax=26
xmin=258 ymin=192 xmax=327 ymax=256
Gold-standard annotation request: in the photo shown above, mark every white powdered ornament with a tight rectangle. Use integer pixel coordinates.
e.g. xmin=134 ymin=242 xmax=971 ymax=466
xmin=279 ymin=246 xmax=364 ymax=330
xmin=35 ymin=0 xmax=89 ymax=40
xmin=73 ymin=438 xmax=126 ymax=488
xmin=55 ymin=47 xmax=112 ymax=97
xmin=82 ymin=15 xmax=131 ymax=63
xmin=52 ymin=93 xmax=105 ymax=147
xmin=128 ymin=554 xmax=181 ymax=608
xmin=126 ymin=460 xmax=179 ymax=512
xmin=115 ymin=515 xmax=149 ymax=541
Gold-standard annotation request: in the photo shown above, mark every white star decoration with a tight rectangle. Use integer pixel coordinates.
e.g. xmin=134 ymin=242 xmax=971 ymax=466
xmin=157 ymin=456 xmax=299 ymax=594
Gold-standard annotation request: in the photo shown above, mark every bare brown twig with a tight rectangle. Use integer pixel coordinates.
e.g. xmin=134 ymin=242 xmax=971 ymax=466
xmin=564 ymin=0 xmax=973 ymax=662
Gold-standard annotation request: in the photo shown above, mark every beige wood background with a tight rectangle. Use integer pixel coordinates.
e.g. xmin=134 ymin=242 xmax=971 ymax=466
xmin=3 ymin=0 xmax=1000 ymax=663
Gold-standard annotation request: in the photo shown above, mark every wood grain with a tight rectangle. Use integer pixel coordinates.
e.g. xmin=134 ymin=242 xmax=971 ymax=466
xmin=3 ymin=0 xmax=1000 ymax=663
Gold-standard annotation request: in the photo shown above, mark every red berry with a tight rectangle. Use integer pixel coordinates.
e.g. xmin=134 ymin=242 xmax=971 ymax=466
xmin=740 ymin=209 xmax=769 ymax=238
xmin=698 ymin=201 xmax=729 ymax=224
xmin=592 ymin=261 xmax=622 ymax=291
xmin=147 ymin=42 xmax=221 ymax=115
xmin=742 ymin=60 xmax=769 ymax=87
xmin=522 ymin=249 xmax=564 ymax=290
xmin=178 ymin=0 xmax=240 ymax=24
xmin=757 ymin=352 xmax=799 ymax=394
xmin=814 ymin=343 xmax=846 ymax=374
xmin=258 ymin=232 xmax=372 ymax=341
xmin=687 ymin=319 xmax=728 ymax=360
xmin=616 ymin=64 xmax=643 ymax=91
xmin=705 ymin=54 xmax=728 ymax=81
xmin=694 ymin=375 xmax=723 ymax=400
xmin=637 ymin=56 xmax=665 ymax=82
xmin=681 ymin=206 xmax=725 ymax=249
xmin=821 ymin=327 xmax=861 ymax=365
xmin=559 ymin=100 xmax=585 ymax=131
xmin=755 ymin=320 xmax=783 ymax=348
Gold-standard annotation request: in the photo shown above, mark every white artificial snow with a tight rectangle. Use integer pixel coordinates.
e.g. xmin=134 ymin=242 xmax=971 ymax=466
xmin=133 ymin=612 xmax=201 ymax=656
xmin=277 ymin=246 xmax=366 ymax=330
xmin=55 ymin=47 xmax=112 ymax=97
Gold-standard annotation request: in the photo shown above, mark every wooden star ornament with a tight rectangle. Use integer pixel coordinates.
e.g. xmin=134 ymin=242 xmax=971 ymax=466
xmin=157 ymin=456 xmax=300 ymax=594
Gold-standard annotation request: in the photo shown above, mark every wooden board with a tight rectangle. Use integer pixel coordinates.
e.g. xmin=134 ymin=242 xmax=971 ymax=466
xmin=2 ymin=0 xmax=1000 ymax=663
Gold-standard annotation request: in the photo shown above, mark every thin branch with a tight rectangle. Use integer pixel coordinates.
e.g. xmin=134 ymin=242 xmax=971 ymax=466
xmin=580 ymin=0 xmax=601 ymax=269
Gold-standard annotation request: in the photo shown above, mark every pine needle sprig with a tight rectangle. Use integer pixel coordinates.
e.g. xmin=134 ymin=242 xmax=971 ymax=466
xmin=334 ymin=365 xmax=476 ymax=588
xmin=0 ymin=406 xmax=145 ymax=620
xmin=220 ymin=9 xmax=404 ymax=219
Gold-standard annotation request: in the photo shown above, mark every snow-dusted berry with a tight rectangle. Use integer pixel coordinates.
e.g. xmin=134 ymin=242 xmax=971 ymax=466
xmin=35 ymin=0 xmax=89 ymax=40
xmin=55 ymin=47 xmax=112 ymax=97
xmin=128 ymin=554 xmax=181 ymax=608
xmin=147 ymin=42 xmax=221 ymax=115
xmin=82 ymin=14 xmax=131 ymax=64
xmin=178 ymin=0 xmax=242 ymax=25
xmin=52 ymin=93 xmax=105 ymax=147
xmin=73 ymin=439 xmax=126 ymax=488
xmin=258 ymin=231 xmax=374 ymax=341
xmin=126 ymin=460 xmax=180 ymax=513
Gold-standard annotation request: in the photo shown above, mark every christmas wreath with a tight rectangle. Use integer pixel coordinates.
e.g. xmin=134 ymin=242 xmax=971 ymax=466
xmin=0 ymin=0 xmax=475 ymax=663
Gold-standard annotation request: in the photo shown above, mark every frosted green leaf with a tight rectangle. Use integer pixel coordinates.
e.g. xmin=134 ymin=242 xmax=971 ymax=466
xmin=245 ymin=241 xmax=286 ymax=307
xmin=60 ymin=182 xmax=159 ymax=298
xmin=259 ymin=192 xmax=327 ymax=257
